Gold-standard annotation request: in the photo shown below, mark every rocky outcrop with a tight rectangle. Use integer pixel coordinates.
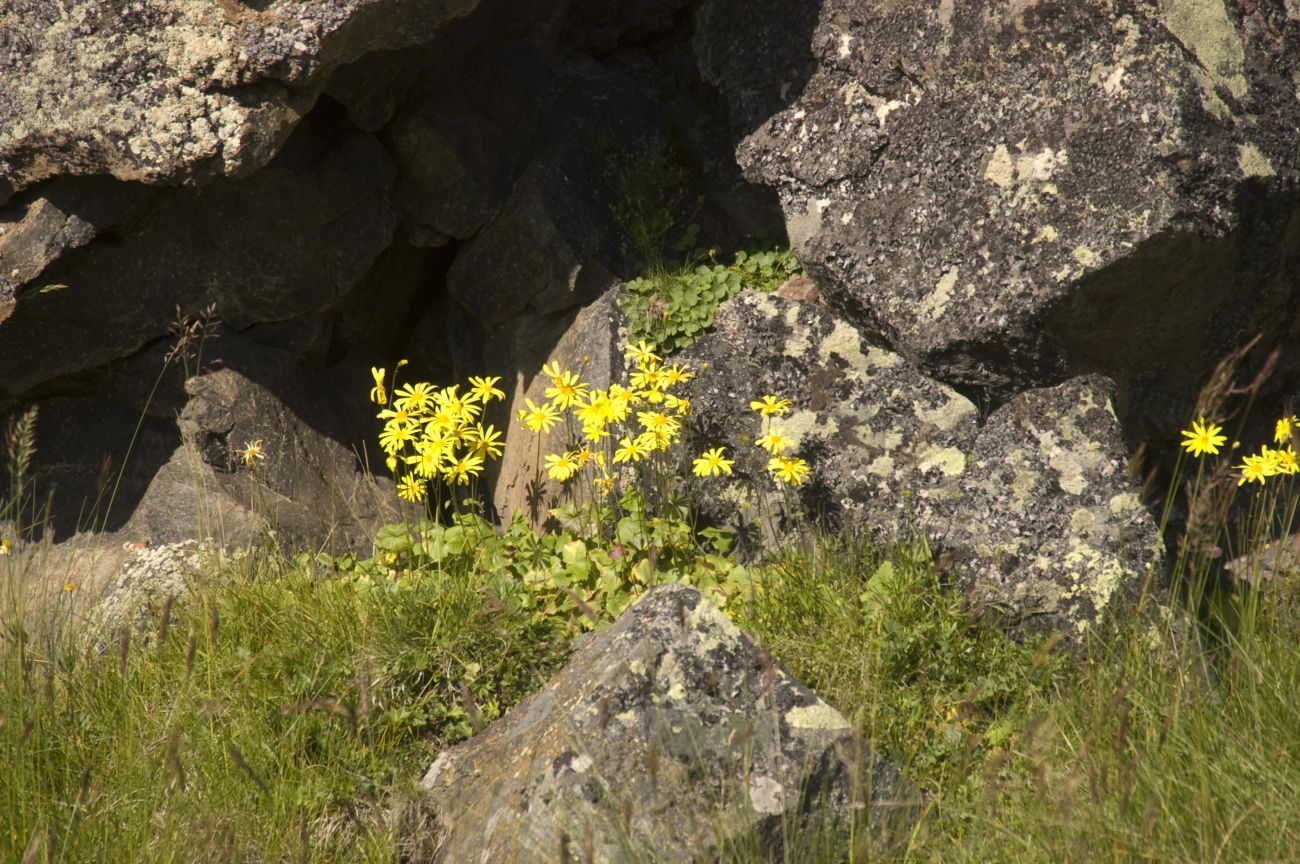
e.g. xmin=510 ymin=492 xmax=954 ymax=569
xmin=698 ymin=0 xmax=1300 ymax=432
xmin=681 ymin=291 xmax=1162 ymax=637
xmin=939 ymin=376 xmax=1164 ymax=636
xmin=406 ymin=584 xmax=910 ymax=862
xmin=0 ymin=0 xmax=480 ymax=204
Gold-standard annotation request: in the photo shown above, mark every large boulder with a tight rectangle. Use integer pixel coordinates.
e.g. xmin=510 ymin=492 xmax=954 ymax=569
xmin=680 ymin=291 xmax=1162 ymax=638
xmin=680 ymin=291 xmax=978 ymax=547
xmin=0 ymin=0 xmax=480 ymax=204
xmin=0 ymin=111 xmax=398 ymax=400
xmin=936 ymin=375 xmax=1165 ymax=637
xmin=406 ymin=584 xmax=910 ymax=862
xmin=698 ymin=0 xmax=1300 ymax=432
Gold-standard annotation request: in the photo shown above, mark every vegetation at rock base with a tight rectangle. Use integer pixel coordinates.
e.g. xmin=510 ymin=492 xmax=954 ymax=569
xmin=5 ymin=289 xmax=1300 ymax=861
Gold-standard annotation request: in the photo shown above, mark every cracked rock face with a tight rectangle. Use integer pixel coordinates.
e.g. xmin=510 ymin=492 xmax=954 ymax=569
xmin=680 ymin=291 xmax=979 ymax=547
xmin=407 ymin=584 xmax=910 ymax=863
xmin=681 ymin=292 xmax=1162 ymax=638
xmin=0 ymin=0 xmax=480 ymax=203
xmin=698 ymin=0 xmax=1300 ymax=428
xmin=936 ymin=375 xmax=1165 ymax=637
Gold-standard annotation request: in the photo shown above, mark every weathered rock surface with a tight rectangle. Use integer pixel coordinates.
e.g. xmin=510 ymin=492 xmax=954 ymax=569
xmin=937 ymin=375 xmax=1164 ymax=636
xmin=407 ymin=584 xmax=909 ymax=862
xmin=492 ymin=288 xmax=625 ymax=526
xmin=681 ymin=292 xmax=1162 ymax=637
xmin=121 ymin=336 xmax=403 ymax=553
xmin=0 ymin=110 xmax=398 ymax=397
xmin=0 ymin=0 xmax=480 ymax=203
xmin=680 ymin=291 xmax=978 ymax=546
xmin=699 ymin=0 xmax=1300 ymax=431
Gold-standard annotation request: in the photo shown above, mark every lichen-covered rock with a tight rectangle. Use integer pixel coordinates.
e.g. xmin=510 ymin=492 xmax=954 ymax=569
xmin=0 ymin=0 xmax=480 ymax=204
xmin=938 ymin=376 xmax=1164 ymax=637
xmin=90 ymin=539 xmax=237 ymax=645
xmin=698 ymin=0 xmax=1300 ymax=430
xmin=679 ymin=291 xmax=979 ymax=549
xmin=406 ymin=584 xmax=909 ymax=863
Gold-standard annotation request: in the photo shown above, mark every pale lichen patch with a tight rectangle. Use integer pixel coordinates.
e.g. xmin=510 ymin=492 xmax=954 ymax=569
xmin=912 ymin=396 xmax=977 ymax=432
xmin=916 ymin=446 xmax=967 ymax=477
xmin=1238 ymin=142 xmax=1276 ymax=178
xmin=927 ymin=267 xmax=959 ymax=321
xmin=785 ymin=702 xmax=851 ymax=731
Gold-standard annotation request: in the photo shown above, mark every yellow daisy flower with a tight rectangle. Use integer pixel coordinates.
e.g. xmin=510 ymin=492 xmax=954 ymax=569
xmin=769 ymin=455 xmax=811 ymax=486
xmin=397 ymin=474 xmax=427 ymax=502
xmin=518 ymin=399 xmax=561 ymax=433
xmin=692 ymin=447 xmax=734 ymax=477
xmin=545 ymin=451 xmax=580 ymax=482
xmin=467 ymin=375 xmax=505 ymax=403
xmin=369 ymin=367 xmax=387 ymax=405
xmin=755 ymin=429 xmax=791 ymax=455
xmin=750 ymin=395 xmax=793 ymax=417
xmin=1179 ymin=417 xmax=1227 ymax=458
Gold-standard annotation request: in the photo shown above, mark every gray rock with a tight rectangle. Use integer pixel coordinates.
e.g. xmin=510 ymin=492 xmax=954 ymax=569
xmin=0 ymin=0 xmax=481 ymax=203
xmin=937 ymin=375 xmax=1165 ymax=638
xmin=699 ymin=0 xmax=1300 ymax=431
xmin=90 ymin=539 xmax=235 ymax=646
xmin=491 ymin=287 xmax=625 ymax=526
xmin=679 ymin=291 xmax=978 ymax=551
xmin=679 ymin=292 xmax=1162 ymax=638
xmin=407 ymin=584 xmax=910 ymax=863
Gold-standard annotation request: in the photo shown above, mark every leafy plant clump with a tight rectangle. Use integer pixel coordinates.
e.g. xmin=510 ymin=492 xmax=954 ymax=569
xmin=619 ymin=244 xmax=802 ymax=354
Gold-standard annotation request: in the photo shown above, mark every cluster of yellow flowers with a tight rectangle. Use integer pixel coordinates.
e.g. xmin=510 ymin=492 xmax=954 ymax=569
xmin=523 ymin=340 xmax=812 ymax=490
xmin=1180 ymin=415 xmax=1300 ymax=486
xmin=369 ymin=363 xmax=507 ymax=503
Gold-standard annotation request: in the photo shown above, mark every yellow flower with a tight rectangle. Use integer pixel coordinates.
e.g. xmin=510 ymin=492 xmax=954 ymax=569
xmin=750 ymin=395 xmax=793 ymax=417
xmin=379 ymin=422 xmax=418 ymax=454
xmin=1274 ymin=446 xmax=1299 ymax=475
xmin=0 ymin=539 xmax=11 ymax=556
xmin=466 ymin=423 xmax=504 ymax=459
xmin=1237 ymin=454 xmax=1269 ymax=486
xmin=1179 ymin=417 xmax=1227 ymax=458
xmin=385 ymin=454 xmax=398 ymax=474
xmin=613 ymin=435 xmax=651 ymax=464
xmin=692 ymin=447 xmax=734 ymax=477
xmin=405 ymin=442 xmax=444 ymax=478
xmin=624 ymin=340 xmax=661 ymax=369
xmin=630 ymin=366 xmax=665 ymax=392
xmin=397 ymin=474 xmax=427 ymax=502
xmin=518 ymin=399 xmax=561 ymax=433
xmin=239 ymin=439 xmax=266 ymax=466
xmin=541 ymin=361 xmax=566 ymax=384
xmin=545 ymin=451 xmax=580 ymax=482
xmin=637 ymin=410 xmax=680 ymax=439
xmin=63 ymin=582 xmax=76 ymax=592
xmin=664 ymin=394 xmax=691 ymax=416
xmin=393 ymin=382 xmax=436 ymax=413
xmin=545 ymin=369 xmax=589 ymax=409
xmin=769 ymin=456 xmax=811 ymax=485
xmin=661 ymin=364 xmax=694 ymax=387
xmin=467 ymin=375 xmax=505 ymax=403
xmin=755 ymin=429 xmax=791 ymax=455
xmin=369 ymin=367 xmax=387 ymax=405
xmin=444 ymin=453 xmax=484 ymax=485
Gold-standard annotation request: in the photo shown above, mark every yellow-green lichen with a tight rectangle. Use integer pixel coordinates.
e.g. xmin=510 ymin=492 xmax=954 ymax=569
xmin=916 ymin=446 xmax=967 ymax=477
xmin=1238 ymin=142 xmax=1276 ymax=178
xmin=785 ymin=702 xmax=851 ymax=732
xmin=1158 ymin=0 xmax=1248 ymax=115
xmin=913 ymin=396 xmax=977 ymax=432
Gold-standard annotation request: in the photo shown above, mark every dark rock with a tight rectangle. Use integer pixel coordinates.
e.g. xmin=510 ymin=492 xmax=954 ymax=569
xmin=680 ymin=291 xmax=978 ymax=549
xmin=407 ymin=584 xmax=910 ymax=862
xmin=699 ymin=0 xmax=1300 ymax=431
xmin=121 ymin=335 xmax=404 ymax=553
xmin=0 ymin=0 xmax=482 ymax=203
xmin=680 ymin=292 xmax=1162 ymax=638
xmin=0 ymin=113 xmax=398 ymax=399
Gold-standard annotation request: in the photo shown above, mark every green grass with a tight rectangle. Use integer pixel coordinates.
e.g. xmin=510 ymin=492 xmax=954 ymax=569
xmin=5 ymin=529 xmax=1300 ymax=861
xmin=0 ymin=548 xmax=567 ymax=862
